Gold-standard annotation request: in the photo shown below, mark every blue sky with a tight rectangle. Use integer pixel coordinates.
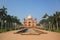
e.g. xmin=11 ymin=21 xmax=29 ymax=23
xmin=0 ymin=0 xmax=60 ymax=23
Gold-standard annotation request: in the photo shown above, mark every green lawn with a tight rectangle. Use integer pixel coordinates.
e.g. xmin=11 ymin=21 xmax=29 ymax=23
xmin=49 ymin=29 xmax=60 ymax=33
xmin=41 ymin=28 xmax=60 ymax=33
xmin=0 ymin=29 xmax=8 ymax=33
xmin=0 ymin=27 xmax=20 ymax=33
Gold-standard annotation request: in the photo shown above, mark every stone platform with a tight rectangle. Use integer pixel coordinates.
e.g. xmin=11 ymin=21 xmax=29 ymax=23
xmin=16 ymin=28 xmax=47 ymax=35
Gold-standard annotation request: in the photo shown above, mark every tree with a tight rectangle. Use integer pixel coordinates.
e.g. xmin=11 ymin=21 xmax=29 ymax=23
xmin=0 ymin=6 xmax=7 ymax=30
xmin=39 ymin=13 xmax=49 ymax=29
xmin=43 ymin=13 xmax=48 ymax=19
xmin=39 ymin=12 xmax=60 ymax=31
xmin=0 ymin=6 xmax=22 ymax=30
xmin=53 ymin=12 xmax=60 ymax=30
xmin=47 ymin=16 xmax=55 ymax=30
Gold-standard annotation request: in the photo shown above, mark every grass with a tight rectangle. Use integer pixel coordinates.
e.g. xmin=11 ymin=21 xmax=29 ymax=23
xmin=0 ymin=27 xmax=21 ymax=33
xmin=0 ymin=28 xmax=16 ymax=33
xmin=0 ymin=29 xmax=8 ymax=33
xmin=0 ymin=28 xmax=13 ymax=33
xmin=41 ymin=28 xmax=60 ymax=33
xmin=52 ymin=30 xmax=60 ymax=33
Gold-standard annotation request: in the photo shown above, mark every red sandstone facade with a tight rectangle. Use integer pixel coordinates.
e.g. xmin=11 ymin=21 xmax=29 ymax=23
xmin=23 ymin=15 xmax=37 ymax=28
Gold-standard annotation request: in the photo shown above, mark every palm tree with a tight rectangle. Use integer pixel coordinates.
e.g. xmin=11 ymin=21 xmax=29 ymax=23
xmin=53 ymin=12 xmax=60 ymax=30
xmin=0 ymin=6 xmax=7 ymax=30
xmin=39 ymin=13 xmax=49 ymax=29
xmin=47 ymin=16 xmax=55 ymax=30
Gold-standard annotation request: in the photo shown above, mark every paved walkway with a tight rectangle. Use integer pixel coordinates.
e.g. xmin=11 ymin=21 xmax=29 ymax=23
xmin=0 ymin=29 xmax=60 ymax=40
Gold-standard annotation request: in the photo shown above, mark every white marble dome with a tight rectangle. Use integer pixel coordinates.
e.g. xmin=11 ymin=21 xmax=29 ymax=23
xmin=27 ymin=15 xmax=32 ymax=19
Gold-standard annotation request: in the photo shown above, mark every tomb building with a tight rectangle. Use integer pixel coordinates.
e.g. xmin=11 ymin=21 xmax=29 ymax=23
xmin=23 ymin=15 xmax=37 ymax=28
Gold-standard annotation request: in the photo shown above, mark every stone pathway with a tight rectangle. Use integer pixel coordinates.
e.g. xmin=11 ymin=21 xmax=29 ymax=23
xmin=0 ymin=29 xmax=60 ymax=40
